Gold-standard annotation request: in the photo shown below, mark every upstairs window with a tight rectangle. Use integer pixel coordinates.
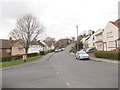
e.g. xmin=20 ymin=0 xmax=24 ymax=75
xmin=107 ymin=31 xmax=113 ymax=38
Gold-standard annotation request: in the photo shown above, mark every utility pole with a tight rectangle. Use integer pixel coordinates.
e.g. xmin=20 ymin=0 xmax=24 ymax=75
xmin=76 ymin=25 xmax=79 ymax=51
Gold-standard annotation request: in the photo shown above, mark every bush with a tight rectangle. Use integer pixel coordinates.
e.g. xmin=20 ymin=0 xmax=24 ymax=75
xmin=40 ymin=51 xmax=46 ymax=55
xmin=49 ymin=49 xmax=55 ymax=53
xmin=28 ymin=53 xmax=38 ymax=57
xmin=2 ymin=55 xmax=23 ymax=62
xmin=94 ymin=51 xmax=120 ymax=60
xmin=2 ymin=53 xmax=39 ymax=62
xmin=2 ymin=56 xmax=11 ymax=62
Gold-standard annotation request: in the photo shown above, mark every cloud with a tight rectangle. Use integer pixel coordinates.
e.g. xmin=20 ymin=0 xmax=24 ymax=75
xmin=0 ymin=0 xmax=119 ymax=40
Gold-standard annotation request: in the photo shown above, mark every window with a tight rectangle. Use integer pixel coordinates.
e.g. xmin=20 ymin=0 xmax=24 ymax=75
xmin=96 ymin=43 xmax=103 ymax=50
xmin=18 ymin=47 xmax=23 ymax=50
xmin=6 ymin=49 xmax=11 ymax=52
xmin=107 ymin=31 xmax=113 ymax=38
xmin=108 ymin=41 xmax=116 ymax=47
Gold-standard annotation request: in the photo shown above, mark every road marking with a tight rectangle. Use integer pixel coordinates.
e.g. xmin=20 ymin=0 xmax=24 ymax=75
xmin=57 ymin=72 xmax=59 ymax=74
xmin=66 ymin=82 xmax=71 ymax=87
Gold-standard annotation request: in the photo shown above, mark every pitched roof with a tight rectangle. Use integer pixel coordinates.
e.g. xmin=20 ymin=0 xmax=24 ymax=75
xmin=43 ymin=41 xmax=53 ymax=47
xmin=94 ymin=29 xmax=104 ymax=36
xmin=110 ymin=19 xmax=120 ymax=29
xmin=30 ymin=40 xmax=39 ymax=45
xmin=31 ymin=40 xmax=46 ymax=47
xmin=0 ymin=39 xmax=11 ymax=49
xmin=38 ymin=40 xmax=46 ymax=47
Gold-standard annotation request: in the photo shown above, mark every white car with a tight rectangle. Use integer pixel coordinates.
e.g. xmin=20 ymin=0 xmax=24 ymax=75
xmin=75 ymin=51 xmax=90 ymax=60
xmin=55 ymin=49 xmax=59 ymax=53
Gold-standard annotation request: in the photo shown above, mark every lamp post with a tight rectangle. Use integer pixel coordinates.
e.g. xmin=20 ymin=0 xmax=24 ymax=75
xmin=76 ymin=25 xmax=79 ymax=51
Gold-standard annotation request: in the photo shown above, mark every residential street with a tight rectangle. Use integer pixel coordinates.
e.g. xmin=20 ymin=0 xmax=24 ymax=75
xmin=2 ymin=44 xmax=118 ymax=88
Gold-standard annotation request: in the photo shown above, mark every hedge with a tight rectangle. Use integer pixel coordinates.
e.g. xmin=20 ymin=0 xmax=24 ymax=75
xmin=28 ymin=53 xmax=38 ymax=57
xmin=2 ymin=53 xmax=39 ymax=62
xmin=2 ymin=55 xmax=23 ymax=62
xmin=94 ymin=51 xmax=120 ymax=60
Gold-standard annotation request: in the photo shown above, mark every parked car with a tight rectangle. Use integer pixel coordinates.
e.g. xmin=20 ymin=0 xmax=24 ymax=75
xmin=75 ymin=51 xmax=90 ymax=60
xmin=85 ymin=47 xmax=97 ymax=53
xmin=55 ymin=49 xmax=59 ymax=53
xmin=59 ymin=48 xmax=63 ymax=51
xmin=61 ymin=48 xmax=65 ymax=51
xmin=80 ymin=49 xmax=86 ymax=52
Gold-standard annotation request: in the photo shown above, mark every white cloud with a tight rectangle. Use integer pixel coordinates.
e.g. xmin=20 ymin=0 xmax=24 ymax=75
xmin=0 ymin=0 xmax=119 ymax=40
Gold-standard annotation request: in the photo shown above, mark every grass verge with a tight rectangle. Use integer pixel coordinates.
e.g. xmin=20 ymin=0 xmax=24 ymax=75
xmin=2 ymin=55 xmax=43 ymax=68
xmin=0 ymin=63 xmax=2 ymax=68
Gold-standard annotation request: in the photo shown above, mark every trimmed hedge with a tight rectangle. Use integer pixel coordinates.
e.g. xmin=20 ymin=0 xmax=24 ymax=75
xmin=2 ymin=53 xmax=39 ymax=62
xmin=28 ymin=53 xmax=38 ymax=57
xmin=2 ymin=55 xmax=23 ymax=62
xmin=40 ymin=51 xmax=46 ymax=55
xmin=94 ymin=51 xmax=120 ymax=60
xmin=39 ymin=49 xmax=54 ymax=55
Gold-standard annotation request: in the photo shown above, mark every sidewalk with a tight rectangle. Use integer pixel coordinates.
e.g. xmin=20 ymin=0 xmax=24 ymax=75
xmin=90 ymin=57 xmax=118 ymax=64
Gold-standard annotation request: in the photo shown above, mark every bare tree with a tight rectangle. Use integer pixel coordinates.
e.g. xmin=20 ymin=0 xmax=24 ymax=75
xmin=10 ymin=14 xmax=44 ymax=61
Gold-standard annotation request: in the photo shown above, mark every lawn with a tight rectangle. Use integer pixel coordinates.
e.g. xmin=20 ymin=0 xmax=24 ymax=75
xmin=0 ymin=63 xmax=2 ymax=68
xmin=2 ymin=55 xmax=43 ymax=68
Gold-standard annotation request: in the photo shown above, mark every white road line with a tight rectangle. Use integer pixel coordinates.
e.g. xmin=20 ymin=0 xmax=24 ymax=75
xmin=66 ymin=82 xmax=71 ymax=87
xmin=57 ymin=72 xmax=59 ymax=74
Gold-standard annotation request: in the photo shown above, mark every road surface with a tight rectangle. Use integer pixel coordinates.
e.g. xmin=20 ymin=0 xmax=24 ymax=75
xmin=2 ymin=44 xmax=118 ymax=88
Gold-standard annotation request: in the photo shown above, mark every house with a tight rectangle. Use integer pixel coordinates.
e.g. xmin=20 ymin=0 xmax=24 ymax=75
xmin=0 ymin=39 xmax=12 ymax=57
xmin=11 ymin=40 xmax=25 ymax=55
xmin=94 ymin=29 xmax=104 ymax=50
xmin=44 ymin=41 xmax=55 ymax=50
xmin=44 ymin=40 xmax=55 ymax=50
xmin=87 ymin=33 xmax=95 ymax=48
xmin=103 ymin=19 xmax=120 ymax=51
xmin=55 ymin=39 xmax=72 ymax=48
xmin=11 ymin=40 xmax=46 ymax=55
xmin=28 ymin=40 xmax=45 ymax=54
xmin=81 ymin=36 xmax=90 ymax=48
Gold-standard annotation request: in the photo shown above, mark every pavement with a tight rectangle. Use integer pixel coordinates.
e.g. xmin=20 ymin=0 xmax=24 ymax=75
xmin=2 ymin=44 xmax=118 ymax=88
xmin=90 ymin=57 xmax=118 ymax=64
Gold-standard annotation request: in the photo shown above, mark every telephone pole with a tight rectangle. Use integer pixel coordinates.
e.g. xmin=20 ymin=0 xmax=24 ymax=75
xmin=76 ymin=25 xmax=79 ymax=51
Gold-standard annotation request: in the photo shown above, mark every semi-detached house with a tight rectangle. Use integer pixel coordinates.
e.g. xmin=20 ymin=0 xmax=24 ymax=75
xmin=103 ymin=19 xmax=120 ymax=51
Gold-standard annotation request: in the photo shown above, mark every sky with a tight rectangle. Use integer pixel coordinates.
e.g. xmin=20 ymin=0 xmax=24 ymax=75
xmin=0 ymin=0 xmax=119 ymax=40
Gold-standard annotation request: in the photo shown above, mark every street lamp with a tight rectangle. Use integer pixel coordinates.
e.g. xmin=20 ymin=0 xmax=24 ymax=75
xmin=76 ymin=25 xmax=79 ymax=51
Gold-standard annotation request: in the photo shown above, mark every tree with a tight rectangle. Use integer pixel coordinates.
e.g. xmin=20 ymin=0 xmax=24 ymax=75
xmin=10 ymin=14 xmax=44 ymax=61
xmin=79 ymin=41 xmax=83 ymax=50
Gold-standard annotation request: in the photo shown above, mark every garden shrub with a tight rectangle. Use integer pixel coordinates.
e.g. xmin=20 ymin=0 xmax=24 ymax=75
xmin=94 ymin=51 xmax=119 ymax=60
xmin=2 ymin=53 xmax=39 ymax=62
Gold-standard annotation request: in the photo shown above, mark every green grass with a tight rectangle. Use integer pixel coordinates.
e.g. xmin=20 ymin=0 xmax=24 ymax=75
xmin=2 ymin=55 xmax=43 ymax=68
xmin=0 ymin=63 xmax=2 ymax=68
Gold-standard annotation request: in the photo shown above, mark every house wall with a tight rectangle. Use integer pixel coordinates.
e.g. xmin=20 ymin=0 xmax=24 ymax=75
xmin=94 ymin=34 xmax=103 ymax=51
xmin=95 ymin=42 xmax=103 ymax=50
xmin=88 ymin=34 xmax=95 ymax=48
xmin=12 ymin=45 xmax=25 ymax=55
xmin=94 ymin=29 xmax=104 ymax=50
xmin=0 ymin=48 xmax=11 ymax=57
xmin=103 ymin=22 xmax=119 ymax=51
xmin=28 ymin=45 xmax=41 ymax=53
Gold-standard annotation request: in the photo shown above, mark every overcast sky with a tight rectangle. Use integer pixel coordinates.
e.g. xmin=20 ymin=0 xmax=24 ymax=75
xmin=0 ymin=0 xmax=119 ymax=40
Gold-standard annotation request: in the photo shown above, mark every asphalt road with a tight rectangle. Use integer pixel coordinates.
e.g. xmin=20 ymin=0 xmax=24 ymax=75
xmin=2 ymin=44 xmax=118 ymax=88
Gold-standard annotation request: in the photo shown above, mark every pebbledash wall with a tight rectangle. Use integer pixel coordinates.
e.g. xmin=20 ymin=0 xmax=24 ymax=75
xmin=103 ymin=21 xmax=120 ymax=51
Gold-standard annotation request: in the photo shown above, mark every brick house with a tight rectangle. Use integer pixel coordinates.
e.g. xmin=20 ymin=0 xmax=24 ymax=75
xmin=0 ymin=39 xmax=12 ymax=57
